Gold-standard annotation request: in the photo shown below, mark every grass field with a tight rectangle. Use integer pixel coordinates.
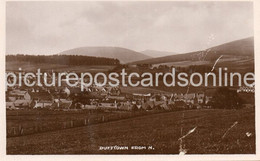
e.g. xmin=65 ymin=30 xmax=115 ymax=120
xmin=7 ymin=110 xmax=168 ymax=137
xmin=7 ymin=108 xmax=255 ymax=154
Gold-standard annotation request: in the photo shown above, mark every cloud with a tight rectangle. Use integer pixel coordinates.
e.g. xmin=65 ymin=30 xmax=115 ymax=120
xmin=6 ymin=1 xmax=253 ymax=55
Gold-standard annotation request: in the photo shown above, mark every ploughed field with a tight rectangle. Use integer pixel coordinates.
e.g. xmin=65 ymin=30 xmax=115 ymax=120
xmin=7 ymin=108 xmax=255 ymax=154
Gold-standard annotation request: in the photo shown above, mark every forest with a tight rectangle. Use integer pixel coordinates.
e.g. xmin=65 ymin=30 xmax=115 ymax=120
xmin=6 ymin=54 xmax=120 ymax=66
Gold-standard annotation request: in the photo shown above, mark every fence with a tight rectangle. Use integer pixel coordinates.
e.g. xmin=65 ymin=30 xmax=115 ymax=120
xmin=7 ymin=110 xmax=167 ymax=137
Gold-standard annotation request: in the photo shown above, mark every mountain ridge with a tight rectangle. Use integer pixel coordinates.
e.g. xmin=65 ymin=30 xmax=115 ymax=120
xmin=140 ymin=50 xmax=177 ymax=58
xmin=129 ymin=37 xmax=254 ymax=65
xmin=58 ymin=46 xmax=151 ymax=64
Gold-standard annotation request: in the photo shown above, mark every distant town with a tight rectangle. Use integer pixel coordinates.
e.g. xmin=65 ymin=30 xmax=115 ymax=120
xmin=6 ymin=69 xmax=255 ymax=111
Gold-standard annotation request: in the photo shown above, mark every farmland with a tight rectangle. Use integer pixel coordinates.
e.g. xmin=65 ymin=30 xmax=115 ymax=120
xmin=7 ymin=108 xmax=255 ymax=154
xmin=6 ymin=109 xmax=167 ymax=137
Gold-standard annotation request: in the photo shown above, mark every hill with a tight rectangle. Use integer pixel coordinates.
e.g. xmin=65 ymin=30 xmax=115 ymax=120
xmin=130 ymin=37 xmax=254 ymax=69
xmin=140 ymin=50 xmax=177 ymax=58
xmin=58 ymin=47 xmax=151 ymax=64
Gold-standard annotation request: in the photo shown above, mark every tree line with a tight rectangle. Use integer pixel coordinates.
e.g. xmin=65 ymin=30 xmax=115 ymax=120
xmin=6 ymin=54 xmax=120 ymax=66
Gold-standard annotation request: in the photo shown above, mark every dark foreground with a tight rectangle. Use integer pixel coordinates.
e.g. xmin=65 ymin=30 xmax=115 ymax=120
xmin=7 ymin=108 xmax=255 ymax=154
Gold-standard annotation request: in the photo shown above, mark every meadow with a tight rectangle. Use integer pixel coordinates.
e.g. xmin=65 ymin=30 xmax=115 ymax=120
xmin=7 ymin=108 xmax=255 ymax=154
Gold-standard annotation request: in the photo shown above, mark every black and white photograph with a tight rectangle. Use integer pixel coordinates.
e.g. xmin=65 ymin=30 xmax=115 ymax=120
xmin=2 ymin=0 xmax=258 ymax=157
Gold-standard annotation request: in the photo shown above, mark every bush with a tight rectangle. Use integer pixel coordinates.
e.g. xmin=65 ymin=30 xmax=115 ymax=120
xmin=211 ymin=87 xmax=242 ymax=109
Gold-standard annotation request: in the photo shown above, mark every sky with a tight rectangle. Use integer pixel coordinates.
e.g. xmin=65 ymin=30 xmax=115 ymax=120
xmin=6 ymin=1 xmax=254 ymax=55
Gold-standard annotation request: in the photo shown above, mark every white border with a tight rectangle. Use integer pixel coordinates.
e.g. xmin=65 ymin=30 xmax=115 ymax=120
xmin=0 ymin=0 xmax=259 ymax=160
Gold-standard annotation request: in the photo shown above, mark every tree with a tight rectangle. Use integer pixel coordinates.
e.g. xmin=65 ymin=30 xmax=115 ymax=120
xmin=6 ymin=55 xmax=120 ymax=66
xmin=211 ymin=87 xmax=242 ymax=109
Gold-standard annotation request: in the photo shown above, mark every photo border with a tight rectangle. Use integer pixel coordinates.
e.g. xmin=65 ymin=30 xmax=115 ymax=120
xmin=0 ymin=0 xmax=259 ymax=160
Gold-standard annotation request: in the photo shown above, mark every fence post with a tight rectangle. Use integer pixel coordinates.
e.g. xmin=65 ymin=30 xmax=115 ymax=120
xmin=102 ymin=116 xmax=105 ymax=122
xmin=7 ymin=129 xmax=11 ymax=135
xmin=20 ymin=128 xmax=24 ymax=135
xmin=71 ymin=120 xmax=73 ymax=127
xmin=13 ymin=127 xmax=16 ymax=135
xmin=18 ymin=125 xmax=21 ymax=133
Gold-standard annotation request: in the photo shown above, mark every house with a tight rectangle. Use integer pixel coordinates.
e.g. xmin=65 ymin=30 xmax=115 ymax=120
xmin=8 ymin=89 xmax=31 ymax=102
xmin=141 ymin=100 xmax=155 ymax=110
xmin=160 ymin=103 xmax=171 ymax=110
xmin=33 ymin=100 xmax=53 ymax=109
xmin=117 ymin=101 xmax=133 ymax=111
xmin=196 ymin=92 xmax=205 ymax=104
xmin=131 ymin=100 xmax=142 ymax=110
xmin=6 ymin=102 xmax=15 ymax=109
xmin=81 ymin=103 xmax=97 ymax=110
xmin=14 ymin=99 xmax=30 ymax=108
xmin=53 ymin=99 xmax=73 ymax=109
xmin=98 ymin=99 xmax=117 ymax=109
xmin=29 ymin=92 xmax=53 ymax=108
xmin=205 ymin=96 xmax=213 ymax=105
xmin=184 ymin=93 xmax=196 ymax=104
xmin=174 ymin=93 xmax=184 ymax=102
xmin=109 ymin=87 xmax=121 ymax=96
xmin=107 ymin=95 xmax=126 ymax=101
xmin=7 ymin=89 xmax=31 ymax=108
xmin=79 ymin=99 xmax=98 ymax=110
xmin=133 ymin=93 xmax=151 ymax=100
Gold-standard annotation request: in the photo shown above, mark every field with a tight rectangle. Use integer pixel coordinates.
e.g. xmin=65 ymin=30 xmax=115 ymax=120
xmin=152 ymin=56 xmax=254 ymax=72
xmin=7 ymin=110 xmax=170 ymax=137
xmin=7 ymin=108 xmax=255 ymax=154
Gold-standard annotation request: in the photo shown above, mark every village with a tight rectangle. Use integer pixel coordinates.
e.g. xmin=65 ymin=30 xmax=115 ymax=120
xmin=6 ymin=81 xmax=215 ymax=111
xmin=6 ymin=67 xmax=256 ymax=112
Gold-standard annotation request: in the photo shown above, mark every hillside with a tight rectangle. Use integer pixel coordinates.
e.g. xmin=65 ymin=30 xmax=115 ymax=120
xmin=58 ymin=47 xmax=151 ymax=64
xmin=6 ymin=55 xmax=118 ymax=72
xmin=140 ymin=50 xmax=177 ymax=58
xmin=130 ymin=37 xmax=254 ymax=67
